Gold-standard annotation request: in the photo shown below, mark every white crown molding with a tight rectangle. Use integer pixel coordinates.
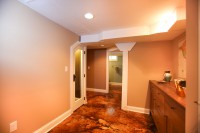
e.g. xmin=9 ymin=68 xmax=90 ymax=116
xmin=101 ymin=26 xmax=150 ymax=40
xmin=80 ymin=26 xmax=150 ymax=43
xmin=107 ymin=47 xmax=119 ymax=52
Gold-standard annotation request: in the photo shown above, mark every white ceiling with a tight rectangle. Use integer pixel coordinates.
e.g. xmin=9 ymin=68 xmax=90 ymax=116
xmin=18 ymin=0 xmax=186 ymax=48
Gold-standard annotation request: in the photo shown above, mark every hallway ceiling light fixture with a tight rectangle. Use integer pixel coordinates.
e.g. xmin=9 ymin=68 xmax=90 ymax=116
xmin=84 ymin=13 xmax=94 ymax=20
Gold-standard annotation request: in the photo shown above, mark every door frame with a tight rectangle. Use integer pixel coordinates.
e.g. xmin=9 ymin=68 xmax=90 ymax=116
xmin=198 ymin=0 xmax=200 ymax=131
xmin=70 ymin=41 xmax=86 ymax=112
xmin=107 ymin=51 xmax=123 ymax=86
xmin=107 ymin=48 xmax=126 ymax=109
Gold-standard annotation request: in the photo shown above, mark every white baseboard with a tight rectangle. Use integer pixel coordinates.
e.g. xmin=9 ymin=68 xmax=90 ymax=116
xmin=109 ymin=82 xmax=122 ymax=86
xmin=33 ymin=109 xmax=72 ymax=133
xmin=125 ymin=106 xmax=150 ymax=114
xmin=87 ymin=88 xmax=108 ymax=93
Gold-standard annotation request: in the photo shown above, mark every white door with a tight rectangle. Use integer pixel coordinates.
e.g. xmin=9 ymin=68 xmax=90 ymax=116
xmin=73 ymin=46 xmax=84 ymax=111
xmin=198 ymin=0 xmax=200 ymax=131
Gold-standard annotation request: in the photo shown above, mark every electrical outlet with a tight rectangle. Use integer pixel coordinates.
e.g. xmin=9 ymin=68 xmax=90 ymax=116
xmin=10 ymin=121 xmax=17 ymax=132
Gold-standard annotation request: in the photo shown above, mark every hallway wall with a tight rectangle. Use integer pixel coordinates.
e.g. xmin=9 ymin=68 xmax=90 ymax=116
xmin=128 ymin=41 xmax=174 ymax=109
xmin=87 ymin=49 xmax=107 ymax=90
xmin=0 ymin=0 xmax=79 ymax=132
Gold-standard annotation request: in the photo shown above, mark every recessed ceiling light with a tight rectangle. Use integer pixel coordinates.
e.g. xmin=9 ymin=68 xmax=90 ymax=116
xmin=84 ymin=13 xmax=94 ymax=20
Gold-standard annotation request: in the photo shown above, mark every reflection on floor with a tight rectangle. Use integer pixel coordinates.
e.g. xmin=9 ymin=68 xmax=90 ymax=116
xmin=49 ymin=85 xmax=155 ymax=133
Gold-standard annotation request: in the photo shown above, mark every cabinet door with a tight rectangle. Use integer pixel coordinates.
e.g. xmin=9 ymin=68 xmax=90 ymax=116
xmin=156 ymin=89 xmax=165 ymax=115
xmin=165 ymin=97 xmax=185 ymax=133
xmin=150 ymin=86 xmax=166 ymax=133
xmin=155 ymin=89 xmax=166 ymax=133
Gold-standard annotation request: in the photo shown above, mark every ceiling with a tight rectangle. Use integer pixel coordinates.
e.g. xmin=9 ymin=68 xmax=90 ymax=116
xmin=18 ymin=0 xmax=186 ymax=49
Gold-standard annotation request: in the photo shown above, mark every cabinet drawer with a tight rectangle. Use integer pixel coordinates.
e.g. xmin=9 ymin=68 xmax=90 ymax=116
xmin=155 ymin=89 xmax=165 ymax=115
xmin=165 ymin=97 xmax=185 ymax=133
xmin=165 ymin=96 xmax=185 ymax=122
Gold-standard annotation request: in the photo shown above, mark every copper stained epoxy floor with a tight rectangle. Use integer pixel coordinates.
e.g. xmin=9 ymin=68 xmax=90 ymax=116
xmin=49 ymin=85 xmax=155 ymax=133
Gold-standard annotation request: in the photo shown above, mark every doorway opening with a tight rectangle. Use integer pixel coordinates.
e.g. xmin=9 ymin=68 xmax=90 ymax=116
xmin=108 ymin=52 xmax=123 ymax=86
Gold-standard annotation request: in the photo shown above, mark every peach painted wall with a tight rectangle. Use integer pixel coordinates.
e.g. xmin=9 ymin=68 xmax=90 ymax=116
xmin=0 ymin=0 xmax=79 ymax=133
xmin=87 ymin=49 xmax=106 ymax=90
xmin=127 ymin=41 xmax=173 ymax=108
xmin=186 ymin=0 xmax=198 ymax=132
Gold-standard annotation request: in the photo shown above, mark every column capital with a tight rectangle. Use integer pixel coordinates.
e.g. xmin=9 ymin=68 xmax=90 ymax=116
xmin=115 ymin=42 xmax=136 ymax=51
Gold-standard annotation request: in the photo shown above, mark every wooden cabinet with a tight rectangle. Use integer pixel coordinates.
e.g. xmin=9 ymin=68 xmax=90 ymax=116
xmin=150 ymin=84 xmax=166 ymax=133
xmin=149 ymin=81 xmax=185 ymax=133
xmin=165 ymin=96 xmax=185 ymax=133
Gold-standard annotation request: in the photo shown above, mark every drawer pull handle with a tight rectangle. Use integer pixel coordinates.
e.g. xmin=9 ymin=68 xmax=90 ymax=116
xmin=171 ymin=107 xmax=175 ymax=110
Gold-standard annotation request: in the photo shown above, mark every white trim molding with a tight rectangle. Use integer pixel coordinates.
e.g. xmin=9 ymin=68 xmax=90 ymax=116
xmin=198 ymin=1 xmax=200 ymax=131
xmin=83 ymin=47 xmax=87 ymax=104
xmin=33 ymin=110 xmax=72 ymax=133
xmin=70 ymin=41 xmax=81 ymax=111
xmin=70 ymin=41 xmax=86 ymax=111
xmin=115 ymin=42 xmax=136 ymax=110
xmin=106 ymin=48 xmax=122 ymax=97
xmin=126 ymin=106 xmax=150 ymax=114
xmin=107 ymin=47 xmax=119 ymax=52
xmin=121 ymin=51 xmax=128 ymax=110
xmin=109 ymin=82 xmax=122 ymax=86
xmin=106 ymin=50 xmax=109 ymax=94
xmin=87 ymin=88 xmax=109 ymax=93
xmin=116 ymin=42 xmax=136 ymax=51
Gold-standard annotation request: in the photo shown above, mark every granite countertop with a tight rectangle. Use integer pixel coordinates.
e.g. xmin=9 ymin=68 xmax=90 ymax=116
xmin=150 ymin=80 xmax=186 ymax=108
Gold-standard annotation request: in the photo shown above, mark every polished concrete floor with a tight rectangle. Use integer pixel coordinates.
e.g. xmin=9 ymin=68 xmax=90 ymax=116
xmin=49 ymin=85 xmax=155 ymax=133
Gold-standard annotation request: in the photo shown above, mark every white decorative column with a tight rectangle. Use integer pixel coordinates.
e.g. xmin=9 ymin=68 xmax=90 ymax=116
xmin=115 ymin=42 xmax=136 ymax=110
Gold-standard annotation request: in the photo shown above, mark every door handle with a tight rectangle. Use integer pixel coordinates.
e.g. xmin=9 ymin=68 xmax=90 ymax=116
xmin=194 ymin=101 xmax=200 ymax=105
xmin=73 ymin=74 xmax=76 ymax=82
